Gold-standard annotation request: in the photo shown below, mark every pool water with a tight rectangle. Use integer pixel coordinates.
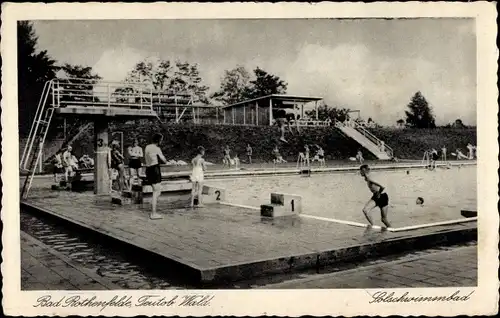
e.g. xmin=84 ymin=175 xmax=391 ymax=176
xmin=208 ymin=166 xmax=477 ymax=228
xmin=20 ymin=211 xmax=190 ymax=290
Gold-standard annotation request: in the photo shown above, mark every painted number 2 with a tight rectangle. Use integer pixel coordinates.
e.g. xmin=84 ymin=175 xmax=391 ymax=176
xmin=291 ymin=199 xmax=295 ymax=212
xmin=215 ymin=190 xmax=221 ymax=201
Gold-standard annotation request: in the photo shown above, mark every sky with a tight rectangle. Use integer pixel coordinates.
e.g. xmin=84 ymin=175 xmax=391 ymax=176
xmin=32 ymin=19 xmax=476 ymax=125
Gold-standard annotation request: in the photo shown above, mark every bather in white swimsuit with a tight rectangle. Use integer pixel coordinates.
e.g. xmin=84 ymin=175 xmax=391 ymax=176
xmin=190 ymin=157 xmax=205 ymax=182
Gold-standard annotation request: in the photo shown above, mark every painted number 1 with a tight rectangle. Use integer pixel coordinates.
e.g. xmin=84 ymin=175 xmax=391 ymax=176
xmin=291 ymin=199 xmax=295 ymax=212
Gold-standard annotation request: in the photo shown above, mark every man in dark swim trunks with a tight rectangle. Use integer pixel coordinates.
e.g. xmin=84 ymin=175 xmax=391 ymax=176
xmin=145 ymin=133 xmax=167 ymax=220
xmin=360 ymin=164 xmax=391 ymax=229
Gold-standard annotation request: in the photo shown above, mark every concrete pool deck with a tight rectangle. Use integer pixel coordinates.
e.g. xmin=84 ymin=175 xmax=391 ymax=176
xmin=21 ymin=186 xmax=477 ymax=285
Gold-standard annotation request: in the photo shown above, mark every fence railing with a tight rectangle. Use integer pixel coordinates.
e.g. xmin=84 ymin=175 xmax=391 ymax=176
xmin=51 ymin=78 xmax=207 ymax=112
xmin=289 ymin=119 xmax=330 ymax=127
xmin=51 ymin=78 xmax=154 ymax=110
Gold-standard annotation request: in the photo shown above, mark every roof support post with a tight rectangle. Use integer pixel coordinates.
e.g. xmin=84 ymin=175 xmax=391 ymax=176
xmin=269 ymin=98 xmax=273 ymax=126
xmin=94 ymin=118 xmax=110 ymax=195
xmin=315 ymin=101 xmax=319 ymax=120
xmin=256 ymin=102 xmax=259 ymax=125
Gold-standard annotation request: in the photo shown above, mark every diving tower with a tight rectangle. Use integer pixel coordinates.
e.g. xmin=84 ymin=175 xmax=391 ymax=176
xmin=20 ymin=78 xmax=202 ymax=199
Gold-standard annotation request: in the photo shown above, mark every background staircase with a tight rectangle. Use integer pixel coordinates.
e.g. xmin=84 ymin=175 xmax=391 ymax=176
xmin=336 ymin=122 xmax=393 ymax=160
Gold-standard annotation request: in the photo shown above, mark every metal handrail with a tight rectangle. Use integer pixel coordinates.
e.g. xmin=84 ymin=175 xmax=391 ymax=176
xmin=354 ymin=123 xmax=394 ymax=157
xmin=57 ymin=77 xmax=150 ymax=86
xmin=21 ymin=80 xmax=52 ymax=168
xmin=289 ymin=119 xmax=329 ymax=127
xmin=50 ymin=78 xmax=205 ymax=114
xmin=336 ymin=121 xmax=394 ymax=158
xmin=21 ymin=80 xmax=54 ymax=170
xmin=52 ymin=78 xmax=154 ymax=110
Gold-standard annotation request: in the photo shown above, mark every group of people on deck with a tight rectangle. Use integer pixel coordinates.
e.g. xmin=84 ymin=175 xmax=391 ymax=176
xmin=219 ymin=144 xmax=326 ymax=168
xmin=53 ymin=146 xmax=95 ymax=183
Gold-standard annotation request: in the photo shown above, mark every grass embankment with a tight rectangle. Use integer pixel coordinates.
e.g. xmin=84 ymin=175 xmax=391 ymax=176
xmin=46 ymin=123 xmax=477 ymax=164
xmin=369 ymin=128 xmax=477 ymax=159
xmin=70 ymin=123 xmax=373 ymax=163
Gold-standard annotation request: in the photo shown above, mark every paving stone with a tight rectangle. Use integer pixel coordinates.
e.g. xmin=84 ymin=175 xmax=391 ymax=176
xmin=21 ymin=232 xmax=118 ymax=290
xmin=262 ymin=246 xmax=477 ymax=289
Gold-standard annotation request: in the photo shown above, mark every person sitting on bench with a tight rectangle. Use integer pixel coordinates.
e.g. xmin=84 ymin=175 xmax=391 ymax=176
xmin=62 ymin=146 xmax=75 ymax=181
xmin=52 ymin=150 xmax=64 ymax=183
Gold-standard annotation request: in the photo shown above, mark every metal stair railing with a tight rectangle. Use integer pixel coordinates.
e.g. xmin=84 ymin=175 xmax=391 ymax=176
xmin=352 ymin=122 xmax=393 ymax=158
xmin=21 ymin=107 xmax=55 ymax=199
xmin=335 ymin=121 xmax=393 ymax=158
xmin=20 ymin=80 xmax=54 ymax=170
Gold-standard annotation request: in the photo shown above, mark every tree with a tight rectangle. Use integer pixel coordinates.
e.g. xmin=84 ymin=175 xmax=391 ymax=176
xmin=114 ymin=59 xmax=173 ymax=106
xmin=18 ymin=21 xmax=58 ymax=136
xmin=404 ymin=91 xmax=436 ymax=128
xmin=170 ymin=61 xmax=210 ymax=103
xmin=211 ymin=66 xmax=251 ymax=105
xmin=211 ymin=66 xmax=287 ymax=106
xmin=453 ymin=119 xmax=466 ymax=128
xmin=125 ymin=59 xmax=172 ymax=91
xmin=118 ymin=58 xmax=209 ymax=104
xmin=244 ymin=67 xmax=288 ymax=99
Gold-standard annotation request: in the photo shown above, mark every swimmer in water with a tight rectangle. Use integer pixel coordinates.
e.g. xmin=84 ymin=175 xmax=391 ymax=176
xmin=360 ymin=164 xmax=391 ymax=229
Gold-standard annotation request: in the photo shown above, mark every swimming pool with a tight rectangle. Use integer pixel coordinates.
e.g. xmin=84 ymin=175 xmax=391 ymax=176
xmin=208 ymin=165 xmax=477 ymax=228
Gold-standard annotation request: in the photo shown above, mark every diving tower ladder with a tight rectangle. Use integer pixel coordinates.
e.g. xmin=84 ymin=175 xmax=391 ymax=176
xmin=20 ymin=80 xmax=56 ymax=199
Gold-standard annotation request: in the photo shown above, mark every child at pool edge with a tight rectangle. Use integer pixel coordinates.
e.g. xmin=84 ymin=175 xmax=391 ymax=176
xmin=356 ymin=149 xmax=364 ymax=164
xmin=360 ymin=164 xmax=391 ymax=229
xmin=190 ymin=146 xmax=207 ymax=208
xmin=304 ymin=145 xmax=310 ymax=167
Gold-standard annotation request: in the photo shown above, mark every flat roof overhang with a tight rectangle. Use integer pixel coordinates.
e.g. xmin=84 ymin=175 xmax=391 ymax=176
xmin=222 ymin=94 xmax=323 ymax=109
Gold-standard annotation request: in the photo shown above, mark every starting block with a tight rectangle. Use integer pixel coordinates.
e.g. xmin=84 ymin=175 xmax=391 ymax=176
xmin=111 ymin=191 xmax=132 ymax=205
xmin=51 ymin=180 xmax=70 ymax=191
xmin=299 ymin=168 xmax=311 ymax=176
xmin=261 ymin=192 xmax=302 ymax=217
xmin=202 ymin=185 xmax=226 ymax=204
xmin=461 ymin=209 xmax=477 ymax=218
